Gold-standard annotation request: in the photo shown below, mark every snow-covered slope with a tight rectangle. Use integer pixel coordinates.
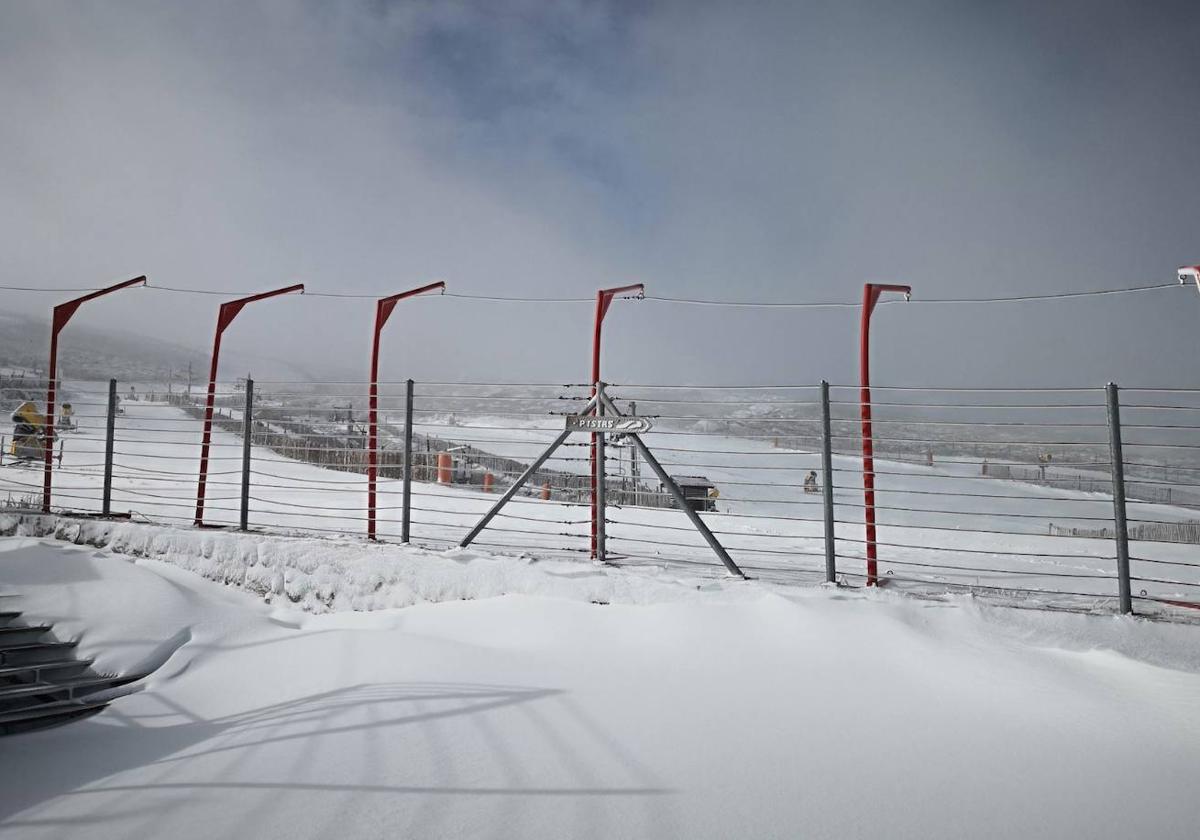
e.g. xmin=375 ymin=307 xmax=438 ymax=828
xmin=0 ymin=538 xmax=1197 ymax=839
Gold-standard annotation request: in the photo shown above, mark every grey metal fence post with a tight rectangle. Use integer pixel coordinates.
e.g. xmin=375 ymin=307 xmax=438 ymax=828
xmin=630 ymin=400 xmax=639 ymax=506
xmin=820 ymin=380 xmax=836 ymax=583
xmin=240 ymin=379 xmax=253 ymax=531
xmin=1105 ymin=382 xmax=1133 ymax=615
xmin=402 ymin=378 xmax=414 ymax=543
xmin=102 ymin=378 xmax=117 ymax=516
xmin=595 ymin=382 xmax=608 ymax=563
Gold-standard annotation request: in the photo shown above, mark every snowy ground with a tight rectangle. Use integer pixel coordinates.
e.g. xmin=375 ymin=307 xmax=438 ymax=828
xmin=2 ymin=535 xmax=1200 ymax=839
xmin=4 ymin=388 xmax=1199 ymax=614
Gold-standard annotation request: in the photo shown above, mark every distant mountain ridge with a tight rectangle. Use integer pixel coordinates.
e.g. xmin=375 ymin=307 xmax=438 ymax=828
xmin=0 ymin=311 xmax=316 ymax=383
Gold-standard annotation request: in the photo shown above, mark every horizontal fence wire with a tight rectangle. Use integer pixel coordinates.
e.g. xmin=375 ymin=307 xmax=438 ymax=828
xmin=4 ymin=375 xmax=1199 ymax=621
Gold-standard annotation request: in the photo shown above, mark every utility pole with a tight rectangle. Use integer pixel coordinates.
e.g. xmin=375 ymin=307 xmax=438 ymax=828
xmin=195 ymin=284 xmax=304 ymax=526
xmin=41 ymin=275 xmax=146 ymax=512
xmin=859 ymin=282 xmax=912 ymax=586
xmin=366 ymin=281 xmax=447 ymax=540
xmin=589 ymin=283 xmax=645 ymax=557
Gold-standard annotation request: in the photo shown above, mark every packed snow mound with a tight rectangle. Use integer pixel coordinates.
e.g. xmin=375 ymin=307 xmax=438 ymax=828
xmin=0 ymin=514 xmax=765 ymax=614
xmin=0 ymin=538 xmax=198 ymax=675
xmin=4 ymin=513 xmax=1199 ymax=674
xmin=2 ymin=538 xmax=1199 ymax=839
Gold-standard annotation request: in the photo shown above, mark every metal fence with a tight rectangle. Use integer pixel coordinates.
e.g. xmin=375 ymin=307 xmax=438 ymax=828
xmin=4 ymin=378 xmax=1200 ymax=621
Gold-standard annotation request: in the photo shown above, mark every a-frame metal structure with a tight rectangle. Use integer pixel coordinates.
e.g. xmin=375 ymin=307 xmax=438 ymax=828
xmin=459 ymin=383 xmax=746 ymax=579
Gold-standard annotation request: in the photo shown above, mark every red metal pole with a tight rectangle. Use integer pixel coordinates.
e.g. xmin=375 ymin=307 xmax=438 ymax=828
xmin=368 ymin=281 xmax=445 ymax=540
xmin=859 ymin=283 xmax=910 ymax=585
xmin=195 ymin=284 xmax=304 ymax=526
xmin=589 ymin=283 xmax=644 ymax=558
xmin=42 ymin=276 xmax=147 ymax=512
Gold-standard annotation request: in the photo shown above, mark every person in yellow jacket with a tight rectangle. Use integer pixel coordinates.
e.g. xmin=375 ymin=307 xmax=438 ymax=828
xmin=705 ymin=485 xmax=720 ymax=513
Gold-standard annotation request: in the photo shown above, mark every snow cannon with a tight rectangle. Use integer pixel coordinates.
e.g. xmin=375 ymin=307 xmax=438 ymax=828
xmin=11 ymin=401 xmax=45 ymax=431
xmin=1179 ymin=265 xmax=1200 ymax=294
xmin=10 ymin=400 xmax=48 ymax=460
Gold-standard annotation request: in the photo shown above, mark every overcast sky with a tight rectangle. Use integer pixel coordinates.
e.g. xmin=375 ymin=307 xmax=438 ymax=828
xmin=2 ymin=0 xmax=1198 ymax=388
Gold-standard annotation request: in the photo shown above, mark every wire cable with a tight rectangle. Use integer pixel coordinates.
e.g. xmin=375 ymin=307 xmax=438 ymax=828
xmin=2 ymin=280 xmax=1179 ymax=306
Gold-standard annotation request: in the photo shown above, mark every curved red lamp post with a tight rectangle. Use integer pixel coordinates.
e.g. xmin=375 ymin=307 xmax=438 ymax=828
xmin=860 ymin=282 xmax=911 ymax=585
xmin=194 ymin=284 xmax=304 ymax=526
xmin=42 ymin=275 xmax=147 ymax=512
xmin=590 ymin=283 xmax=645 ymax=557
xmin=367 ymin=281 xmax=445 ymax=540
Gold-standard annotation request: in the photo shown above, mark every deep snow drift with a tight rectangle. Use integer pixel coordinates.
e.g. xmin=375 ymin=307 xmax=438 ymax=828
xmin=2 ymin=535 xmax=1199 ymax=839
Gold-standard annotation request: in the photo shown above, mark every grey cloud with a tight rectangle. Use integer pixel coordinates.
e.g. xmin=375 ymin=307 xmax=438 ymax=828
xmin=1 ymin=0 xmax=1197 ymax=388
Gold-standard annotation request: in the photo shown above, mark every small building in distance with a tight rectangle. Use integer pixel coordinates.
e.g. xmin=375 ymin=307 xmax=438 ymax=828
xmin=666 ymin=475 xmax=718 ymax=513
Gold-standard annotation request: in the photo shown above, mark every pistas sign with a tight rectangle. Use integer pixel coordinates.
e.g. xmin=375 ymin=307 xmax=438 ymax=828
xmin=564 ymin=415 xmax=653 ymax=433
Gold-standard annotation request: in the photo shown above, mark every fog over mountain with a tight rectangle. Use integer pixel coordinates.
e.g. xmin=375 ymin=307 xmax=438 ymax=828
xmin=2 ymin=1 xmax=1198 ymax=388
xmin=0 ymin=311 xmax=319 ymax=384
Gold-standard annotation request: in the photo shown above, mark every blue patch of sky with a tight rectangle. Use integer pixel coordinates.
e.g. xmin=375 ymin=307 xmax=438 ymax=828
xmin=352 ymin=1 xmax=660 ymax=230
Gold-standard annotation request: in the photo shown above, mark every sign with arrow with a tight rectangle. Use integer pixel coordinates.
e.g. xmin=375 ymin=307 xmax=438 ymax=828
xmin=565 ymin=415 xmax=653 ymax=434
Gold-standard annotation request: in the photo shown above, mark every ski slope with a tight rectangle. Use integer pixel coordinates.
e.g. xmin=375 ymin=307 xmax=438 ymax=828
xmin=3 ymin=391 xmax=1199 ymax=613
